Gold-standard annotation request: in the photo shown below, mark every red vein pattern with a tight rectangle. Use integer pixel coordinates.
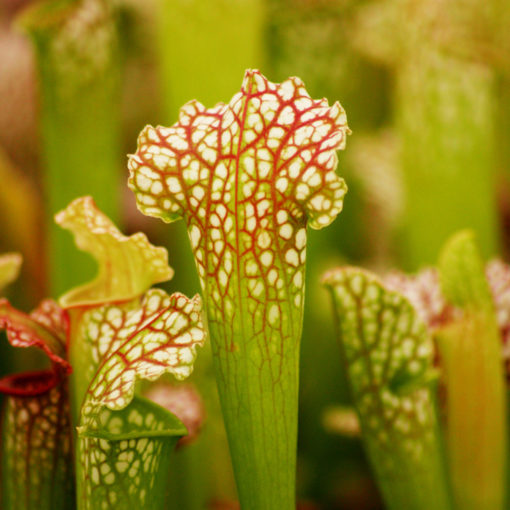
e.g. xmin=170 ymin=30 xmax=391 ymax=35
xmin=128 ymin=69 xmax=349 ymax=509
xmin=0 ymin=299 xmax=70 ymax=388
xmin=0 ymin=300 xmax=73 ymax=510
xmin=52 ymin=197 xmax=205 ymax=509
xmin=80 ymin=288 xmax=204 ymax=423
xmin=56 ymin=195 xmax=176 ymax=434
xmin=2 ymin=381 xmax=74 ymax=510
xmin=77 ymin=288 xmax=205 ymax=509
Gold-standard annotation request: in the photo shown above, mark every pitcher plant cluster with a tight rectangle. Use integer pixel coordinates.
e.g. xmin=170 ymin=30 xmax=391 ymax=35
xmin=0 ymin=70 xmax=508 ymax=510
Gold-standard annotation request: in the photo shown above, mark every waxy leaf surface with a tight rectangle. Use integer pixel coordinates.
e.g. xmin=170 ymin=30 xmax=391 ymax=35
xmin=128 ymin=69 xmax=349 ymax=509
xmin=323 ymin=267 xmax=452 ymax=510
xmin=52 ymin=197 xmax=205 ymax=509
xmin=128 ymin=69 xmax=348 ymax=339
xmin=129 ymin=68 xmax=348 ymax=229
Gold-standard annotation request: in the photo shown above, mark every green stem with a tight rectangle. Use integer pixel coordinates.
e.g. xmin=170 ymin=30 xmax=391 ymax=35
xmin=437 ymin=231 xmax=507 ymax=510
xmin=19 ymin=0 xmax=122 ymax=295
xmin=352 ymin=0 xmax=501 ymax=268
xmin=205 ymin=278 xmax=301 ymax=509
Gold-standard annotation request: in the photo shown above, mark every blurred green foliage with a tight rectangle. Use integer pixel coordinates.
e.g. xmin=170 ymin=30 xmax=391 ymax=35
xmin=20 ymin=0 xmax=123 ymax=297
xmin=438 ymin=231 xmax=507 ymax=510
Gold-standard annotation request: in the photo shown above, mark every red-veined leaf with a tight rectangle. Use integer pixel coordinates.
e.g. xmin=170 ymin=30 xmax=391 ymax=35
xmin=75 ymin=288 xmax=205 ymax=510
xmin=0 ymin=298 xmax=69 ymax=379
xmin=128 ymin=69 xmax=349 ymax=509
xmin=0 ymin=300 xmax=73 ymax=510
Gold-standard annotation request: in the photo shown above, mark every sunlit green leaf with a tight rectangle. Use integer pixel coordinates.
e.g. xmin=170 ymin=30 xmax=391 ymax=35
xmin=54 ymin=197 xmax=206 ymax=509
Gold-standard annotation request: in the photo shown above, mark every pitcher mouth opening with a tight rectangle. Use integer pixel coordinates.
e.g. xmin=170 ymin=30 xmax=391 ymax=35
xmin=0 ymin=369 xmax=59 ymax=397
